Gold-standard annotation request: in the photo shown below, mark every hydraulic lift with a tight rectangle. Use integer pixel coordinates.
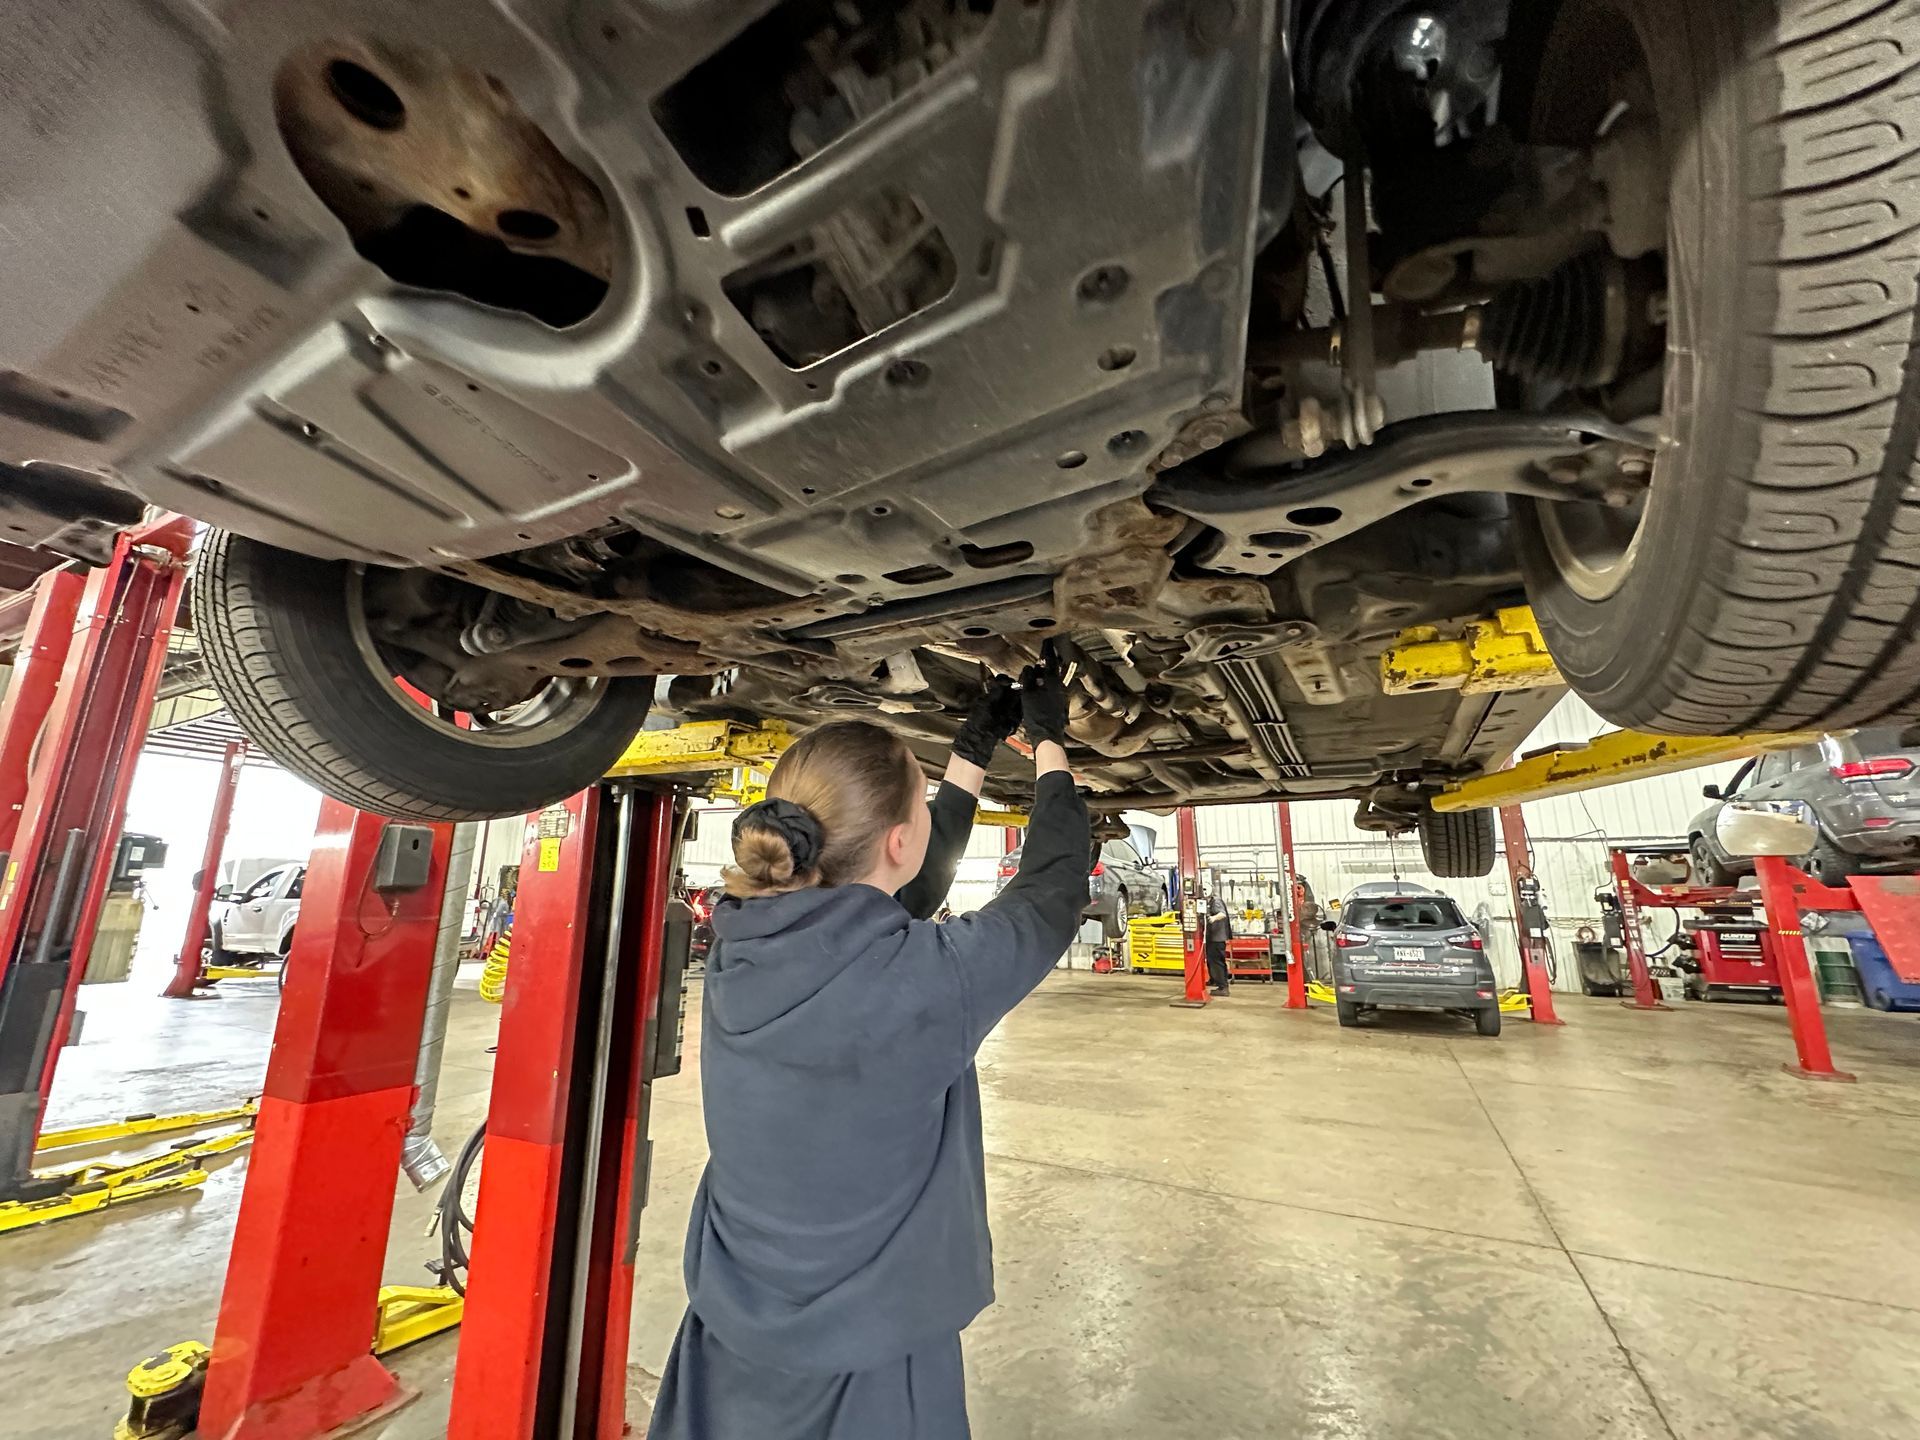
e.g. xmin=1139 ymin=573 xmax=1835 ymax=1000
xmin=178 ymin=779 xmax=694 ymax=1440
xmin=0 ymin=519 xmax=190 ymax=1204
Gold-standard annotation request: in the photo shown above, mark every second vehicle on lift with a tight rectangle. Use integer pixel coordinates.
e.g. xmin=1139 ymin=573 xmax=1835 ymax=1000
xmin=1688 ymin=727 xmax=1920 ymax=889
xmin=1326 ymin=881 xmax=1501 ymax=1035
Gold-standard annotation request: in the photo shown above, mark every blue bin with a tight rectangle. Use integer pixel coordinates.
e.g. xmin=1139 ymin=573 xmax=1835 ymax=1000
xmin=1844 ymin=934 xmax=1920 ymax=1013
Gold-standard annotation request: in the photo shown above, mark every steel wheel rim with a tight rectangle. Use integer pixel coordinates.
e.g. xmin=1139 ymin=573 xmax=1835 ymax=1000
xmin=345 ymin=566 xmax=608 ymax=750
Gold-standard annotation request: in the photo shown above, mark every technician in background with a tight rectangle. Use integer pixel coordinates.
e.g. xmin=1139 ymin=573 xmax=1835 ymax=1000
xmin=1205 ymin=887 xmax=1232 ymax=995
xmin=648 ymin=668 xmax=1090 ymax=1440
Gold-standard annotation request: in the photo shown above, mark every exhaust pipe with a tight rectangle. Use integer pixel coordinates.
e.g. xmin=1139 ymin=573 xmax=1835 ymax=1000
xmin=400 ymin=821 xmax=479 ymax=1190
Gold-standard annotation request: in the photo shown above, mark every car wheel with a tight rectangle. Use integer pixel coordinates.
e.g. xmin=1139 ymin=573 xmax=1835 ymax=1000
xmin=1805 ymin=837 xmax=1857 ymax=888
xmin=1335 ymin=998 xmax=1359 ymax=1028
xmin=207 ymin=924 xmax=235 ymax=967
xmin=1111 ymin=895 xmax=1131 ymax=969
xmin=1514 ymin=0 xmax=1920 ymax=734
xmin=1418 ymin=807 xmax=1495 ymax=878
xmin=1688 ymin=835 xmax=1733 ymax=888
xmin=193 ymin=530 xmax=655 ymax=821
xmin=1474 ymin=1006 xmax=1502 ymax=1038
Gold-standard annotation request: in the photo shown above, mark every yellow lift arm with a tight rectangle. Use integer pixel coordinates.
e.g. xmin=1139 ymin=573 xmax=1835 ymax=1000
xmin=1431 ymin=727 xmax=1828 ymax=813
xmin=1379 ymin=607 xmax=1827 ymax=813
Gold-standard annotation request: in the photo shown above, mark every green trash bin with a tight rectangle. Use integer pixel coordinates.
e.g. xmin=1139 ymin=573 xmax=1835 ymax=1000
xmin=1807 ymin=932 xmax=1864 ymax=1008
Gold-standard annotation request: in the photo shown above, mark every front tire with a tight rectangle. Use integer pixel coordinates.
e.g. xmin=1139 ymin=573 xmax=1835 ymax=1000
xmin=194 ymin=531 xmax=654 ymax=821
xmin=1419 ymin=808 xmax=1496 ymax=878
xmin=1516 ymin=0 xmax=1920 ymax=734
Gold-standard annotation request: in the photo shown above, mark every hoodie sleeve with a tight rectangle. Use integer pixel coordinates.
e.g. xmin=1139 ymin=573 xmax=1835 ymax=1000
xmin=895 ymin=778 xmax=976 ymax=921
xmin=933 ymin=771 xmax=1089 ymax=1052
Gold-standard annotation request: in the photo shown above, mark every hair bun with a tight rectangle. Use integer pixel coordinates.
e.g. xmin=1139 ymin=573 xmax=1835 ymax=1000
xmin=732 ymin=797 xmax=824 ymax=875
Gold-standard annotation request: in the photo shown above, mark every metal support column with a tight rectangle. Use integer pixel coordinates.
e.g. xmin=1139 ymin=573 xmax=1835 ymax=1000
xmin=165 ymin=740 xmax=246 ymax=999
xmin=1496 ymin=806 xmax=1563 ymax=1025
xmin=1275 ymin=803 xmax=1307 ymax=1009
xmin=0 ymin=568 xmax=85 ymax=857
xmin=1609 ymin=850 xmax=1672 ymax=1011
xmin=197 ymin=802 xmax=455 ymax=1440
xmin=0 ymin=521 xmax=188 ymax=1196
xmin=449 ymin=785 xmax=683 ymax=1439
xmin=1168 ymin=807 xmax=1207 ymax=1007
xmin=1753 ymin=855 xmax=1856 ymax=1083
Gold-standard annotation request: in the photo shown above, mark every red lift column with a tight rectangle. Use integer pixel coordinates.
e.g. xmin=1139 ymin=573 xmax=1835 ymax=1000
xmin=0 ymin=567 xmax=85 ymax=858
xmin=1609 ymin=849 xmax=1673 ymax=1011
xmin=1168 ymin=806 xmax=1208 ymax=1007
xmin=1753 ymin=855 xmax=1855 ymax=1083
xmin=1496 ymin=806 xmax=1563 ymax=1025
xmin=0 ymin=522 xmax=188 ymax=1195
xmin=450 ymin=786 xmax=684 ymax=1440
xmin=164 ymin=739 xmax=246 ymax=999
xmin=198 ymin=803 xmax=455 ymax=1440
xmin=1275 ymin=803 xmax=1307 ymax=1009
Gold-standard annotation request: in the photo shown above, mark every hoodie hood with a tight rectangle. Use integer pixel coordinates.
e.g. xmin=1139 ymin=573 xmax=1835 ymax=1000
xmin=705 ymin=885 xmax=911 ymax=1034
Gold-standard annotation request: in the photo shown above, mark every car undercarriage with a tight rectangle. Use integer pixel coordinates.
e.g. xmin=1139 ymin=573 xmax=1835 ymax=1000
xmin=7 ymin=0 xmax=1920 ymax=833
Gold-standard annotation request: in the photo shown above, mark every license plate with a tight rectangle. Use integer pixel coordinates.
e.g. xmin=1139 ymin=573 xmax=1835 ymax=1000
xmin=1394 ymin=946 xmax=1427 ymax=962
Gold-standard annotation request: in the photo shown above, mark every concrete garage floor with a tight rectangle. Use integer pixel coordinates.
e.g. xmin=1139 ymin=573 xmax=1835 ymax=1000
xmin=4 ymin=971 xmax=1919 ymax=1440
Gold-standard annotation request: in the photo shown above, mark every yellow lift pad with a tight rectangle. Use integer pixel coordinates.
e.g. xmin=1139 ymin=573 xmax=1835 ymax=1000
xmin=1380 ymin=606 xmax=1562 ymax=696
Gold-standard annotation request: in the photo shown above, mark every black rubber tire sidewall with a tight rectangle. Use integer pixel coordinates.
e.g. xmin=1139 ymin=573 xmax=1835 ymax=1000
xmin=1515 ymin=0 xmax=1920 ymax=733
xmin=1513 ymin=0 xmax=1746 ymax=726
xmin=193 ymin=530 xmax=654 ymax=822
xmin=1476 ymin=1006 xmax=1502 ymax=1037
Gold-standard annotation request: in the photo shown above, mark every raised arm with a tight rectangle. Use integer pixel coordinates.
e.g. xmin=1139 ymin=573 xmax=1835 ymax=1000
xmin=896 ymin=676 xmax=1019 ymax=920
xmin=932 ymin=670 xmax=1091 ymax=1050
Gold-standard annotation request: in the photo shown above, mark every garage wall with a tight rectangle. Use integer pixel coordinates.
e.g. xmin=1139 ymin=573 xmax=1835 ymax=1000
xmin=672 ymin=693 xmax=1744 ymax=986
xmin=1136 ymin=694 xmax=1747 ymax=992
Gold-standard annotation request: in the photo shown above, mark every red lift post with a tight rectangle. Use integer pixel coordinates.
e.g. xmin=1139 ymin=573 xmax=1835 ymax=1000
xmin=0 ymin=520 xmax=189 ymax=1196
xmin=1274 ymin=802 xmax=1308 ymax=1008
xmin=1751 ymin=855 xmax=1854 ymax=1083
xmin=1495 ymin=806 xmax=1563 ymax=1025
xmin=450 ymin=786 xmax=685 ymax=1440
xmin=0 ymin=567 xmax=86 ymax=858
xmin=1168 ymin=806 xmax=1208 ymax=1007
xmin=164 ymin=738 xmax=246 ymax=999
xmin=197 ymin=803 xmax=455 ymax=1440
xmin=1608 ymin=849 xmax=1673 ymax=1011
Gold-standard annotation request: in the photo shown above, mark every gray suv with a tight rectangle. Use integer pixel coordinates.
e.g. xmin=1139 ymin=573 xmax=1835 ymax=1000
xmin=1326 ymin=883 xmax=1499 ymax=1036
xmin=997 ymin=835 xmax=1165 ymax=944
xmin=1689 ymin=728 xmax=1920 ymax=888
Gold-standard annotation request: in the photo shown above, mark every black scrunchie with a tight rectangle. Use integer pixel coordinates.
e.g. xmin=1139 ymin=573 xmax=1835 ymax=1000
xmin=732 ymin=797 xmax=825 ymax=874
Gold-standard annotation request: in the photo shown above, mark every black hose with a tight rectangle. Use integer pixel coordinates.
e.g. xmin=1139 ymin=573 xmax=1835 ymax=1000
xmin=437 ymin=1124 xmax=487 ymax=1296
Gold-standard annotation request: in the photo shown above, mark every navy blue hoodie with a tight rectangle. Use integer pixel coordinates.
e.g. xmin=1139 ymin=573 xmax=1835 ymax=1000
xmin=682 ymin=771 xmax=1089 ymax=1375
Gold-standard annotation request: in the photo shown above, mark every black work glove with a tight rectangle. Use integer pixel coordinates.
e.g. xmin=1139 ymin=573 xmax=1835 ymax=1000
xmin=951 ymin=675 xmax=1021 ymax=766
xmin=1019 ymin=665 xmax=1070 ymax=748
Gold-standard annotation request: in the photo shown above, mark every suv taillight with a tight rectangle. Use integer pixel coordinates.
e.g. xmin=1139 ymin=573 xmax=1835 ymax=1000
xmin=1090 ymin=861 xmax=1105 ymax=876
xmin=1333 ymin=931 xmax=1367 ymax=948
xmin=1830 ymin=757 xmax=1914 ymax=781
xmin=1447 ymin=930 xmax=1484 ymax=950
xmin=997 ymin=860 xmax=1016 ymax=878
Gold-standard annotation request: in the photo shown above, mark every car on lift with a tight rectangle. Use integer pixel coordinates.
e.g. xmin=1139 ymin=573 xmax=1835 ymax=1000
xmin=208 ymin=861 xmax=306 ymax=967
xmin=996 ymin=829 xmax=1167 ymax=947
xmin=1325 ymin=881 xmax=1500 ymax=1034
xmin=6 ymin=0 xmax=1919 ymax=880
xmin=1687 ymin=727 xmax=1920 ymax=889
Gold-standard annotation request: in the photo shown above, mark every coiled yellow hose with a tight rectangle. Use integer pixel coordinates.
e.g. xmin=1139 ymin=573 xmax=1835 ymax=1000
xmin=479 ymin=927 xmax=511 ymax=1005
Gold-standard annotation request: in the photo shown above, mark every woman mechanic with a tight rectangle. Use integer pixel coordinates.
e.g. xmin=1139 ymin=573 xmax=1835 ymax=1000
xmin=648 ymin=666 xmax=1091 ymax=1440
